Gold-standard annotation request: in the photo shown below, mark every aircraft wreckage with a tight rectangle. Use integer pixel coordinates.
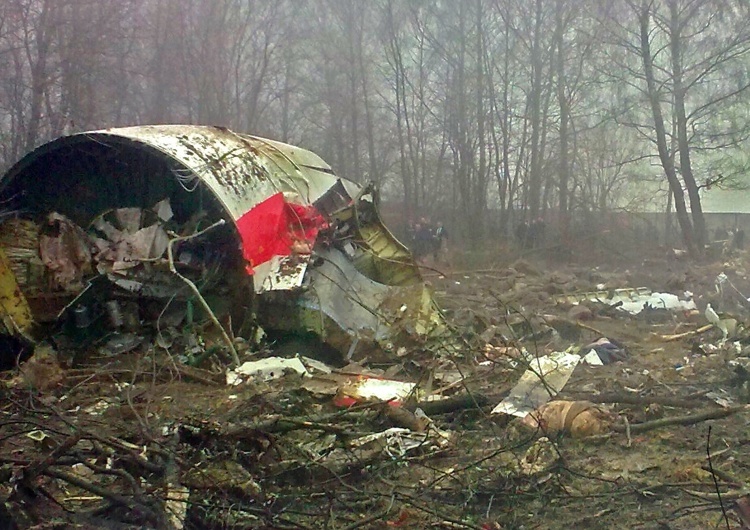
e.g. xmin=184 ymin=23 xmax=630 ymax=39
xmin=0 ymin=125 xmax=448 ymax=365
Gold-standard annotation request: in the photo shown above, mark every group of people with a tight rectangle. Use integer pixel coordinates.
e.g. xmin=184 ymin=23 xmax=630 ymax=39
xmin=714 ymin=226 xmax=745 ymax=250
xmin=407 ymin=217 xmax=448 ymax=263
xmin=515 ymin=218 xmax=546 ymax=249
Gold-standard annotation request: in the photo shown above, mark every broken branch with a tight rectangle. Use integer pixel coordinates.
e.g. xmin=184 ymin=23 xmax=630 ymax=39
xmin=166 ymin=219 xmax=240 ymax=365
xmin=561 ymin=391 xmax=707 ymax=409
xmin=614 ymin=405 xmax=748 ymax=435
xmin=44 ymin=467 xmax=160 ymax=523
xmin=20 ymin=433 xmax=82 ymax=486
xmin=657 ymin=324 xmax=713 ymax=342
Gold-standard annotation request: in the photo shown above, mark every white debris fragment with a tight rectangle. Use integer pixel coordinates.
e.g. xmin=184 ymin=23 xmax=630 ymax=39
xmin=616 ymin=291 xmax=696 ymax=315
xmin=705 ymin=303 xmax=728 ymax=340
xmin=492 ymin=351 xmax=582 ymax=417
xmin=339 ymin=377 xmax=416 ymax=404
xmin=297 ymin=355 xmax=333 ymax=374
xmin=582 ymin=349 xmax=604 ymax=366
xmin=226 ymin=357 xmax=310 ymax=386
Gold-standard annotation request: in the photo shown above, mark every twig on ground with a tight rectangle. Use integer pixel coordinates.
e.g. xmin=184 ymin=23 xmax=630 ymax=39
xmin=614 ymin=406 xmax=748 ymax=435
xmin=707 ymin=425 xmax=732 ymax=530
xmin=700 ymin=464 xmax=744 ymax=487
xmin=340 ymin=496 xmax=395 ymax=530
xmin=657 ymin=324 xmax=713 ymax=342
xmin=684 ymin=488 xmax=750 ymax=502
xmin=43 ymin=468 xmax=160 ymax=524
xmin=542 ymin=315 xmax=608 ymax=337
xmin=412 ymin=392 xmax=493 ymax=415
xmin=21 ymin=433 xmax=82 ymax=486
xmin=395 ymin=492 xmax=485 ymax=530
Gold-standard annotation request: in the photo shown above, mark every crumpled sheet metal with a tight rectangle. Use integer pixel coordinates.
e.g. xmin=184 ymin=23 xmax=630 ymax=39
xmin=98 ymin=127 xmax=344 ymax=291
xmin=555 ymin=287 xmax=697 ymax=315
xmin=68 ymin=129 xmax=435 ymax=340
xmin=291 ymin=247 xmax=445 ymax=355
xmin=492 ymin=351 xmax=582 ymax=417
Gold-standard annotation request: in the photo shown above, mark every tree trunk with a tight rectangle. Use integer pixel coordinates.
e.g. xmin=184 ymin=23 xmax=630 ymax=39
xmin=555 ymin=0 xmax=571 ymax=239
xmin=638 ymin=1 xmax=695 ymax=253
xmin=24 ymin=0 xmax=53 ymax=152
xmin=668 ymin=0 xmax=706 ymax=250
xmin=527 ymin=0 xmax=545 ymax=218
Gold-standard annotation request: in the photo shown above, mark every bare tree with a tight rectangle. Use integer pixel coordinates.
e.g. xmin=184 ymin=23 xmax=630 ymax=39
xmin=603 ymin=0 xmax=750 ymax=252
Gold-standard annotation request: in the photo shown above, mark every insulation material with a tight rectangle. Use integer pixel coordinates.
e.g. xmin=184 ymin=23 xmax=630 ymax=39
xmin=0 ymin=245 xmax=33 ymax=337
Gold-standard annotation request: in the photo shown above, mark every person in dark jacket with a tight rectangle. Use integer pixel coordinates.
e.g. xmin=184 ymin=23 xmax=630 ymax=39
xmin=413 ymin=221 xmax=433 ymax=261
xmin=432 ymin=220 xmax=448 ymax=262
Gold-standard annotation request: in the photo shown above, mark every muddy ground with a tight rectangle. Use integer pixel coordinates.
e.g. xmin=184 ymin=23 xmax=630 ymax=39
xmin=2 ymin=244 xmax=750 ymax=530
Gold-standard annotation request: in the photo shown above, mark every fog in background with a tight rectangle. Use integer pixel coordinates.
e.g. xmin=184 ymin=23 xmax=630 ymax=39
xmin=1 ymin=0 xmax=750 ymax=252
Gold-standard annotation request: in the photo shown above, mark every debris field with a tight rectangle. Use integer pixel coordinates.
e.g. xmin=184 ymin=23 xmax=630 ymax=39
xmin=1 ymin=126 xmax=750 ymax=529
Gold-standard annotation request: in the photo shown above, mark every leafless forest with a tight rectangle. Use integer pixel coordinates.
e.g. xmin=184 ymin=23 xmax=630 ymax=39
xmin=2 ymin=0 xmax=750 ymax=251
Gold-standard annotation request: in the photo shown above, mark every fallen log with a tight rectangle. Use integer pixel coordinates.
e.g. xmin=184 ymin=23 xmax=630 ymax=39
xmin=561 ymin=391 xmax=707 ymax=409
xmin=614 ymin=405 xmax=748 ymax=435
xmin=412 ymin=392 xmax=492 ymax=415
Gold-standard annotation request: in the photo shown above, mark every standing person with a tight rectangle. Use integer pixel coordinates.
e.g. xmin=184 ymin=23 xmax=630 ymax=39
xmin=535 ymin=217 xmax=546 ymax=248
xmin=733 ymin=227 xmax=745 ymax=250
xmin=406 ymin=219 xmax=416 ymax=248
xmin=433 ymin=220 xmax=448 ymax=263
xmin=414 ymin=221 xmax=433 ymax=263
xmin=527 ymin=219 xmax=539 ymax=248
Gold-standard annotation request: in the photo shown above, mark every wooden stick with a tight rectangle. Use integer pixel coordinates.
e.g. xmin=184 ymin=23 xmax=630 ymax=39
xmin=412 ymin=392 xmax=493 ymax=415
xmin=657 ymin=324 xmax=713 ymax=342
xmin=684 ymin=488 xmax=750 ymax=502
xmin=44 ymin=468 xmax=159 ymax=523
xmin=614 ymin=405 xmax=748 ymax=435
xmin=21 ymin=433 xmax=82 ymax=485
xmin=700 ymin=463 xmax=745 ymax=487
